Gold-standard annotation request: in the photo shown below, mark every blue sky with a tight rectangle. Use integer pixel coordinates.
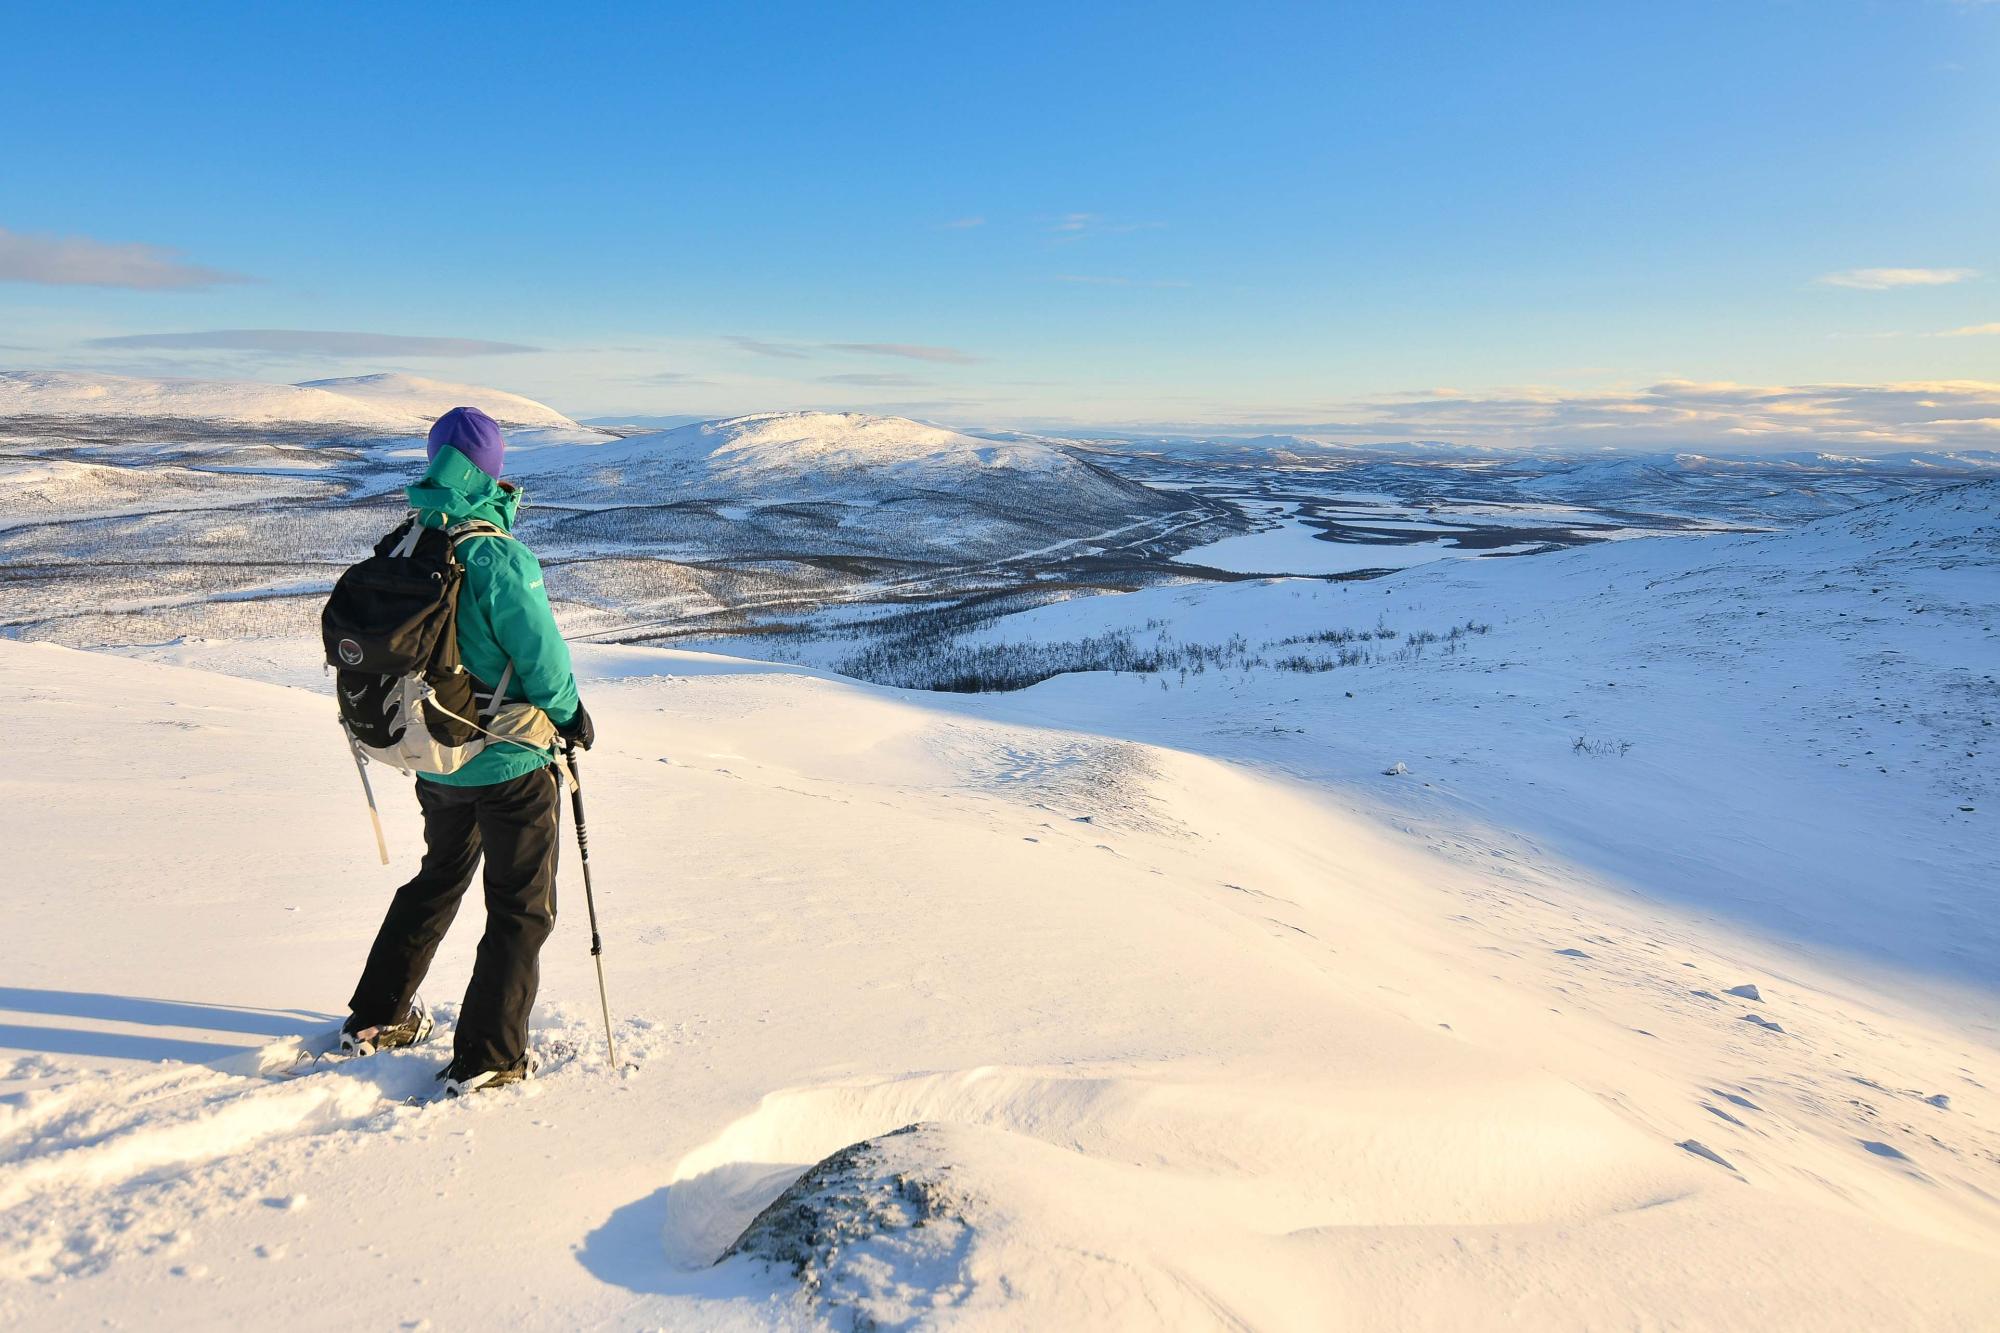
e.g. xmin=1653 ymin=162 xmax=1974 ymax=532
xmin=2 ymin=1 xmax=1996 ymax=443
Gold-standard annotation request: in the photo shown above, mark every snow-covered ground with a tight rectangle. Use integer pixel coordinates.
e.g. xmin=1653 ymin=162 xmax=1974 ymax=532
xmin=3 ymin=371 xmax=1997 ymax=1326
xmin=954 ymin=480 xmax=2000 ymax=999
xmin=3 ymin=481 xmax=1996 ymax=1329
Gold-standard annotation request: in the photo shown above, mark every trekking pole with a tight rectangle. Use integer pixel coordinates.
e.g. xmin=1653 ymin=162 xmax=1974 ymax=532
xmin=347 ymin=732 xmax=390 ymax=865
xmin=563 ymin=742 xmax=618 ymax=1068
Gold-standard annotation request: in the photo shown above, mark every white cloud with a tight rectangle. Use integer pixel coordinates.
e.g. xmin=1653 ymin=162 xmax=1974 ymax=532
xmin=0 ymin=227 xmax=252 ymax=290
xmin=1816 ymin=267 xmax=1978 ymax=290
xmin=1150 ymin=380 xmax=2000 ymax=452
xmin=86 ymin=329 xmax=537 ymax=356
xmin=1941 ymin=322 xmax=2000 ymax=337
xmin=1404 ymin=379 xmax=2000 ymax=448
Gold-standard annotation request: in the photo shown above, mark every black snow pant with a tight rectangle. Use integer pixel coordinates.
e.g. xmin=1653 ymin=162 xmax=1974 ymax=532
xmin=348 ymin=765 xmax=561 ymax=1071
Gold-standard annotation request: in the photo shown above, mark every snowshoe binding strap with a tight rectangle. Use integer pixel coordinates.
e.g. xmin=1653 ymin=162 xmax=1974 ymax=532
xmin=338 ymin=995 xmax=434 ymax=1057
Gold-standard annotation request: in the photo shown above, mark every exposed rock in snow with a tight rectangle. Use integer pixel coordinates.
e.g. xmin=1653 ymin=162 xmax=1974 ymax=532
xmin=723 ymin=1123 xmax=975 ymax=1326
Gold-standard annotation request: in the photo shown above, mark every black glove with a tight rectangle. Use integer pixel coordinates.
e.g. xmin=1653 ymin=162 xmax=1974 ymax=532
xmin=558 ymin=700 xmax=595 ymax=751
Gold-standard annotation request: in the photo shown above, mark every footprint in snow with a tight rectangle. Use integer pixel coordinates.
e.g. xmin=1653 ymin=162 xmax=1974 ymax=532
xmin=1677 ymin=1140 xmax=1737 ymax=1171
xmin=1860 ymin=1140 xmax=1914 ymax=1162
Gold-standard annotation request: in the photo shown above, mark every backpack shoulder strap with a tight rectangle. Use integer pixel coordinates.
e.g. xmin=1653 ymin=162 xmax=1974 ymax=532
xmin=387 ymin=513 xmax=424 ymax=558
xmin=445 ymin=518 xmax=515 ymax=548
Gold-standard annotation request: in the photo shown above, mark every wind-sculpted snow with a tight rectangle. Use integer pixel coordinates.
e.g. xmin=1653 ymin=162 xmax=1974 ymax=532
xmin=3 ymin=638 xmax=1998 ymax=1326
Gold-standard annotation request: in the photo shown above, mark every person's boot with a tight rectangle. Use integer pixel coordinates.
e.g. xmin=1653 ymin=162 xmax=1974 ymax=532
xmin=435 ymin=1050 xmax=537 ymax=1098
xmin=339 ymin=994 xmax=434 ymax=1057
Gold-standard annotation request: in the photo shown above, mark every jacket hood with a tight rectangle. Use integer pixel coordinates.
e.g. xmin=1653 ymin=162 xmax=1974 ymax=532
xmin=406 ymin=444 xmax=521 ymax=531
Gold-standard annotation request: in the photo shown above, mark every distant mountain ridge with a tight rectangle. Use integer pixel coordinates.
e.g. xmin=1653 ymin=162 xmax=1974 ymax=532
xmin=0 ymin=370 xmax=581 ymax=431
xmin=516 ymin=411 xmax=1114 ymax=492
xmin=507 ymin=410 xmax=1192 ymax=568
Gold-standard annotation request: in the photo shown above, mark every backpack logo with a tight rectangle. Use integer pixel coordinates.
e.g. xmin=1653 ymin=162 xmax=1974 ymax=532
xmin=337 ymin=637 xmax=364 ymax=666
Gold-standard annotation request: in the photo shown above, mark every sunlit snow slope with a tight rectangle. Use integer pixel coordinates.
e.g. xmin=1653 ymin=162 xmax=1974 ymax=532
xmin=2 ymin=629 xmax=1996 ymax=1329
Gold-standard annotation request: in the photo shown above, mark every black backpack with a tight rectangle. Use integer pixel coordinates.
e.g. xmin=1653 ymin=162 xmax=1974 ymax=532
xmin=322 ymin=516 xmax=512 ymax=773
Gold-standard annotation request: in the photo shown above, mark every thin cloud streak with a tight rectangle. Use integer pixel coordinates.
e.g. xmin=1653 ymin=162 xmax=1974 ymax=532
xmin=1816 ymin=267 xmax=1978 ymax=290
xmin=630 ymin=370 xmax=718 ymax=386
xmin=1941 ymin=322 xmax=2000 ymax=337
xmin=723 ymin=335 xmax=813 ymax=359
xmin=819 ymin=372 xmax=926 ymax=386
xmin=823 ymin=342 xmax=979 ymax=364
xmin=0 ymin=227 xmax=252 ymax=290
xmin=86 ymin=329 xmax=538 ymax=356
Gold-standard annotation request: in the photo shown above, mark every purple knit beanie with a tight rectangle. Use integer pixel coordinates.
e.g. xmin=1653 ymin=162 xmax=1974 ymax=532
xmin=426 ymin=406 xmax=506 ymax=479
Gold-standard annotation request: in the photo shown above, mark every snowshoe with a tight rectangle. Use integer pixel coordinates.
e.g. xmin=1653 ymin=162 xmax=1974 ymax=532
xmin=434 ymin=1049 xmax=538 ymax=1099
xmin=339 ymin=994 xmax=434 ymax=1057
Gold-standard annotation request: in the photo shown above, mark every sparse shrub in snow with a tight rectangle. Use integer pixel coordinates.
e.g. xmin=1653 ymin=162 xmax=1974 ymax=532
xmin=1270 ymin=620 xmax=1489 ymax=670
xmin=1276 ymin=627 xmax=1363 ymax=646
xmin=837 ymin=628 xmax=1261 ymax=692
xmin=827 ymin=599 xmax=1497 ymax=692
xmin=1572 ymin=735 xmax=1634 ymax=757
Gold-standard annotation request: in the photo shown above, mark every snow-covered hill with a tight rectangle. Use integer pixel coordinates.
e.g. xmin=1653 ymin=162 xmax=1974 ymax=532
xmin=515 ymin=410 xmax=1160 ymax=502
xmin=839 ymin=481 xmax=2000 ymax=991
xmin=511 ymin=411 xmax=1192 ymax=570
xmin=0 ymin=457 xmax=340 ymax=532
xmin=2 ymin=633 xmax=1996 ymax=1328
xmin=0 ymin=370 xmax=417 ymax=429
xmin=0 ymin=369 xmax=580 ymax=431
xmin=293 ymin=373 xmax=578 ymax=428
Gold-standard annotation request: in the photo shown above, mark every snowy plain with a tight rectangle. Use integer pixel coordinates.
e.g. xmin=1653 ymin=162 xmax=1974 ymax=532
xmin=1 ymin=376 xmax=1997 ymax=1329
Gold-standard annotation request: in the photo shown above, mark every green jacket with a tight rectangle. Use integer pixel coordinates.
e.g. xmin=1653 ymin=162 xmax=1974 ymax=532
xmin=407 ymin=445 xmax=581 ymax=787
